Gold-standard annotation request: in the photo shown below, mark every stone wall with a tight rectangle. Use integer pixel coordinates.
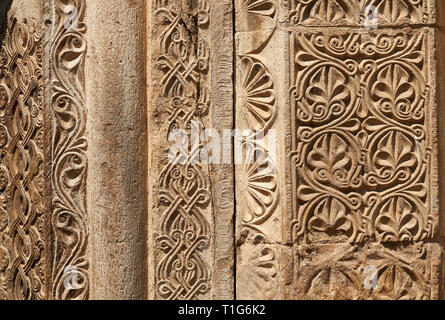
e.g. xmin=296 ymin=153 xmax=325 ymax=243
xmin=0 ymin=0 xmax=443 ymax=300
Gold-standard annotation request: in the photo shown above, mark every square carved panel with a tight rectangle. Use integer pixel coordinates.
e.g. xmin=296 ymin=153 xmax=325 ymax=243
xmin=290 ymin=28 xmax=438 ymax=245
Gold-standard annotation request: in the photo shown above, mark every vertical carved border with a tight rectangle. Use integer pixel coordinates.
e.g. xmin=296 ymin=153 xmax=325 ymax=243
xmin=149 ymin=0 xmax=214 ymax=300
xmin=0 ymin=14 xmax=46 ymax=300
xmin=45 ymin=0 xmax=88 ymax=300
xmin=235 ymin=0 xmax=289 ymax=300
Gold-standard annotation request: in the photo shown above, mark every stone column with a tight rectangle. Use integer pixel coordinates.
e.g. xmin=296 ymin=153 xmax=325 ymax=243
xmin=85 ymin=0 xmax=147 ymax=299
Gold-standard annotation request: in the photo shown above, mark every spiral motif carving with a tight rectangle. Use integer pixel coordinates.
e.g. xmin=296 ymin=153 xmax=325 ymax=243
xmin=47 ymin=0 xmax=89 ymax=300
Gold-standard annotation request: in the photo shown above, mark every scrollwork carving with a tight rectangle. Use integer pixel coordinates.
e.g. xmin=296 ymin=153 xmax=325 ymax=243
xmin=48 ymin=0 xmax=89 ymax=300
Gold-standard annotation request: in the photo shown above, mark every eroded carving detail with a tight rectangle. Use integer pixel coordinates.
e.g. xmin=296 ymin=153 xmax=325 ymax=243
xmin=295 ymin=243 xmax=440 ymax=299
xmin=237 ymin=231 xmax=278 ymax=299
xmin=0 ymin=17 xmax=45 ymax=300
xmin=290 ymin=0 xmax=432 ymax=25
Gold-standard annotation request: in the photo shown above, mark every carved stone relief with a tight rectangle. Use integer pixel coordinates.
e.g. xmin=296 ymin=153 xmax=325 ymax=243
xmin=0 ymin=0 xmax=443 ymax=300
xmin=149 ymin=0 xmax=214 ymax=300
xmin=235 ymin=0 xmax=443 ymax=300
xmin=291 ymin=28 xmax=437 ymax=245
xmin=0 ymin=14 xmax=45 ymax=300
xmin=45 ymin=0 xmax=88 ymax=300
xmin=289 ymin=0 xmax=438 ymax=26
xmin=288 ymin=8 xmax=441 ymax=300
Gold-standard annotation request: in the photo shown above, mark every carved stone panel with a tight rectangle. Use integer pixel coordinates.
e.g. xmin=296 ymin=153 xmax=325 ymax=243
xmin=294 ymin=243 xmax=441 ymax=299
xmin=289 ymin=0 xmax=438 ymax=26
xmin=290 ymin=28 xmax=438 ymax=245
xmin=236 ymin=0 xmax=443 ymax=300
xmin=0 ymin=0 xmax=443 ymax=301
xmin=147 ymin=0 xmax=234 ymax=300
xmin=0 ymin=5 xmax=45 ymax=300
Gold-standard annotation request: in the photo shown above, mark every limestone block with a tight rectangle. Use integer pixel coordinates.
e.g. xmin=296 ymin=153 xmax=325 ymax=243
xmin=293 ymin=243 xmax=441 ymax=300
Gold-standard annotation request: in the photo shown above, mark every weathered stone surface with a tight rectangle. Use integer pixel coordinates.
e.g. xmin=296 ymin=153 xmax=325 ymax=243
xmin=85 ymin=0 xmax=147 ymax=300
xmin=290 ymin=27 xmax=438 ymax=245
xmin=235 ymin=0 xmax=443 ymax=301
xmin=147 ymin=0 xmax=234 ymax=300
xmin=289 ymin=0 xmax=438 ymax=26
xmin=0 ymin=0 xmax=443 ymax=300
xmin=44 ymin=0 xmax=89 ymax=300
xmin=294 ymin=243 xmax=441 ymax=300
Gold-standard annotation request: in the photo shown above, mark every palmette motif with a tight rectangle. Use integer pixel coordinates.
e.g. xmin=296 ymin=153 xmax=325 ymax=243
xmin=153 ymin=0 xmax=213 ymax=300
xmin=47 ymin=0 xmax=89 ymax=300
xmin=295 ymin=243 xmax=440 ymax=299
xmin=0 ymin=17 xmax=45 ymax=300
xmin=235 ymin=2 xmax=280 ymax=296
xmin=291 ymin=29 xmax=436 ymax=245
xmin=290 ymin=0 xmax=432 ymax=25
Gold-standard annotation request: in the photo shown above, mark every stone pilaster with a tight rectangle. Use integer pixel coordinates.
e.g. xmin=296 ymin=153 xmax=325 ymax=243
xmin=85 ymin=0 xmax=148 ymax=300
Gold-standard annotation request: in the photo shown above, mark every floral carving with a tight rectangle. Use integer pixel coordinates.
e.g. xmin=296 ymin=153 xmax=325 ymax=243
xmin=235 ymin=0 xmax=277 ymax=51
xmin=242 ymin=0 xmax=276 ymax=18
xmin=374 ymin=264 xmax=428 ymax=299
xmin=236 ymin=231 xmax=277 ymax=299
xmin=239 ymin=56 xmax=276 ymax=133
xmin=238 ymin=144 xmax=277 ymax=225
xmin=291 ymin=30 xmax=435 ymax=244
xmin=236 ymin=0 xmax=276 ymax=27
xmin=371 ymin=64 xmax=424 ymax=122
xmin=373 ymin=195 xmax=427 ymax=242
xmin=367 ymin=130 xmax=418 ymax=186
xmin=296 ymin=243 xmax=438 ymax=299
xmin=240 ymin=245 xmax=277 ymax=295
xmin=297 ymin=66 xmax=354 ymax=124
xmin=47 ymin=0 xmax=89 ymax=300
xmin=307 ymin=133 xmax=362 ymax=189
xmin=290 ymin=0 xmax=431 ymax=25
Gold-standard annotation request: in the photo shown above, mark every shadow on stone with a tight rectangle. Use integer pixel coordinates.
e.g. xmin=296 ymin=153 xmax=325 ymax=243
xmin=0 ymin=0 xmax=12 ymax=44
